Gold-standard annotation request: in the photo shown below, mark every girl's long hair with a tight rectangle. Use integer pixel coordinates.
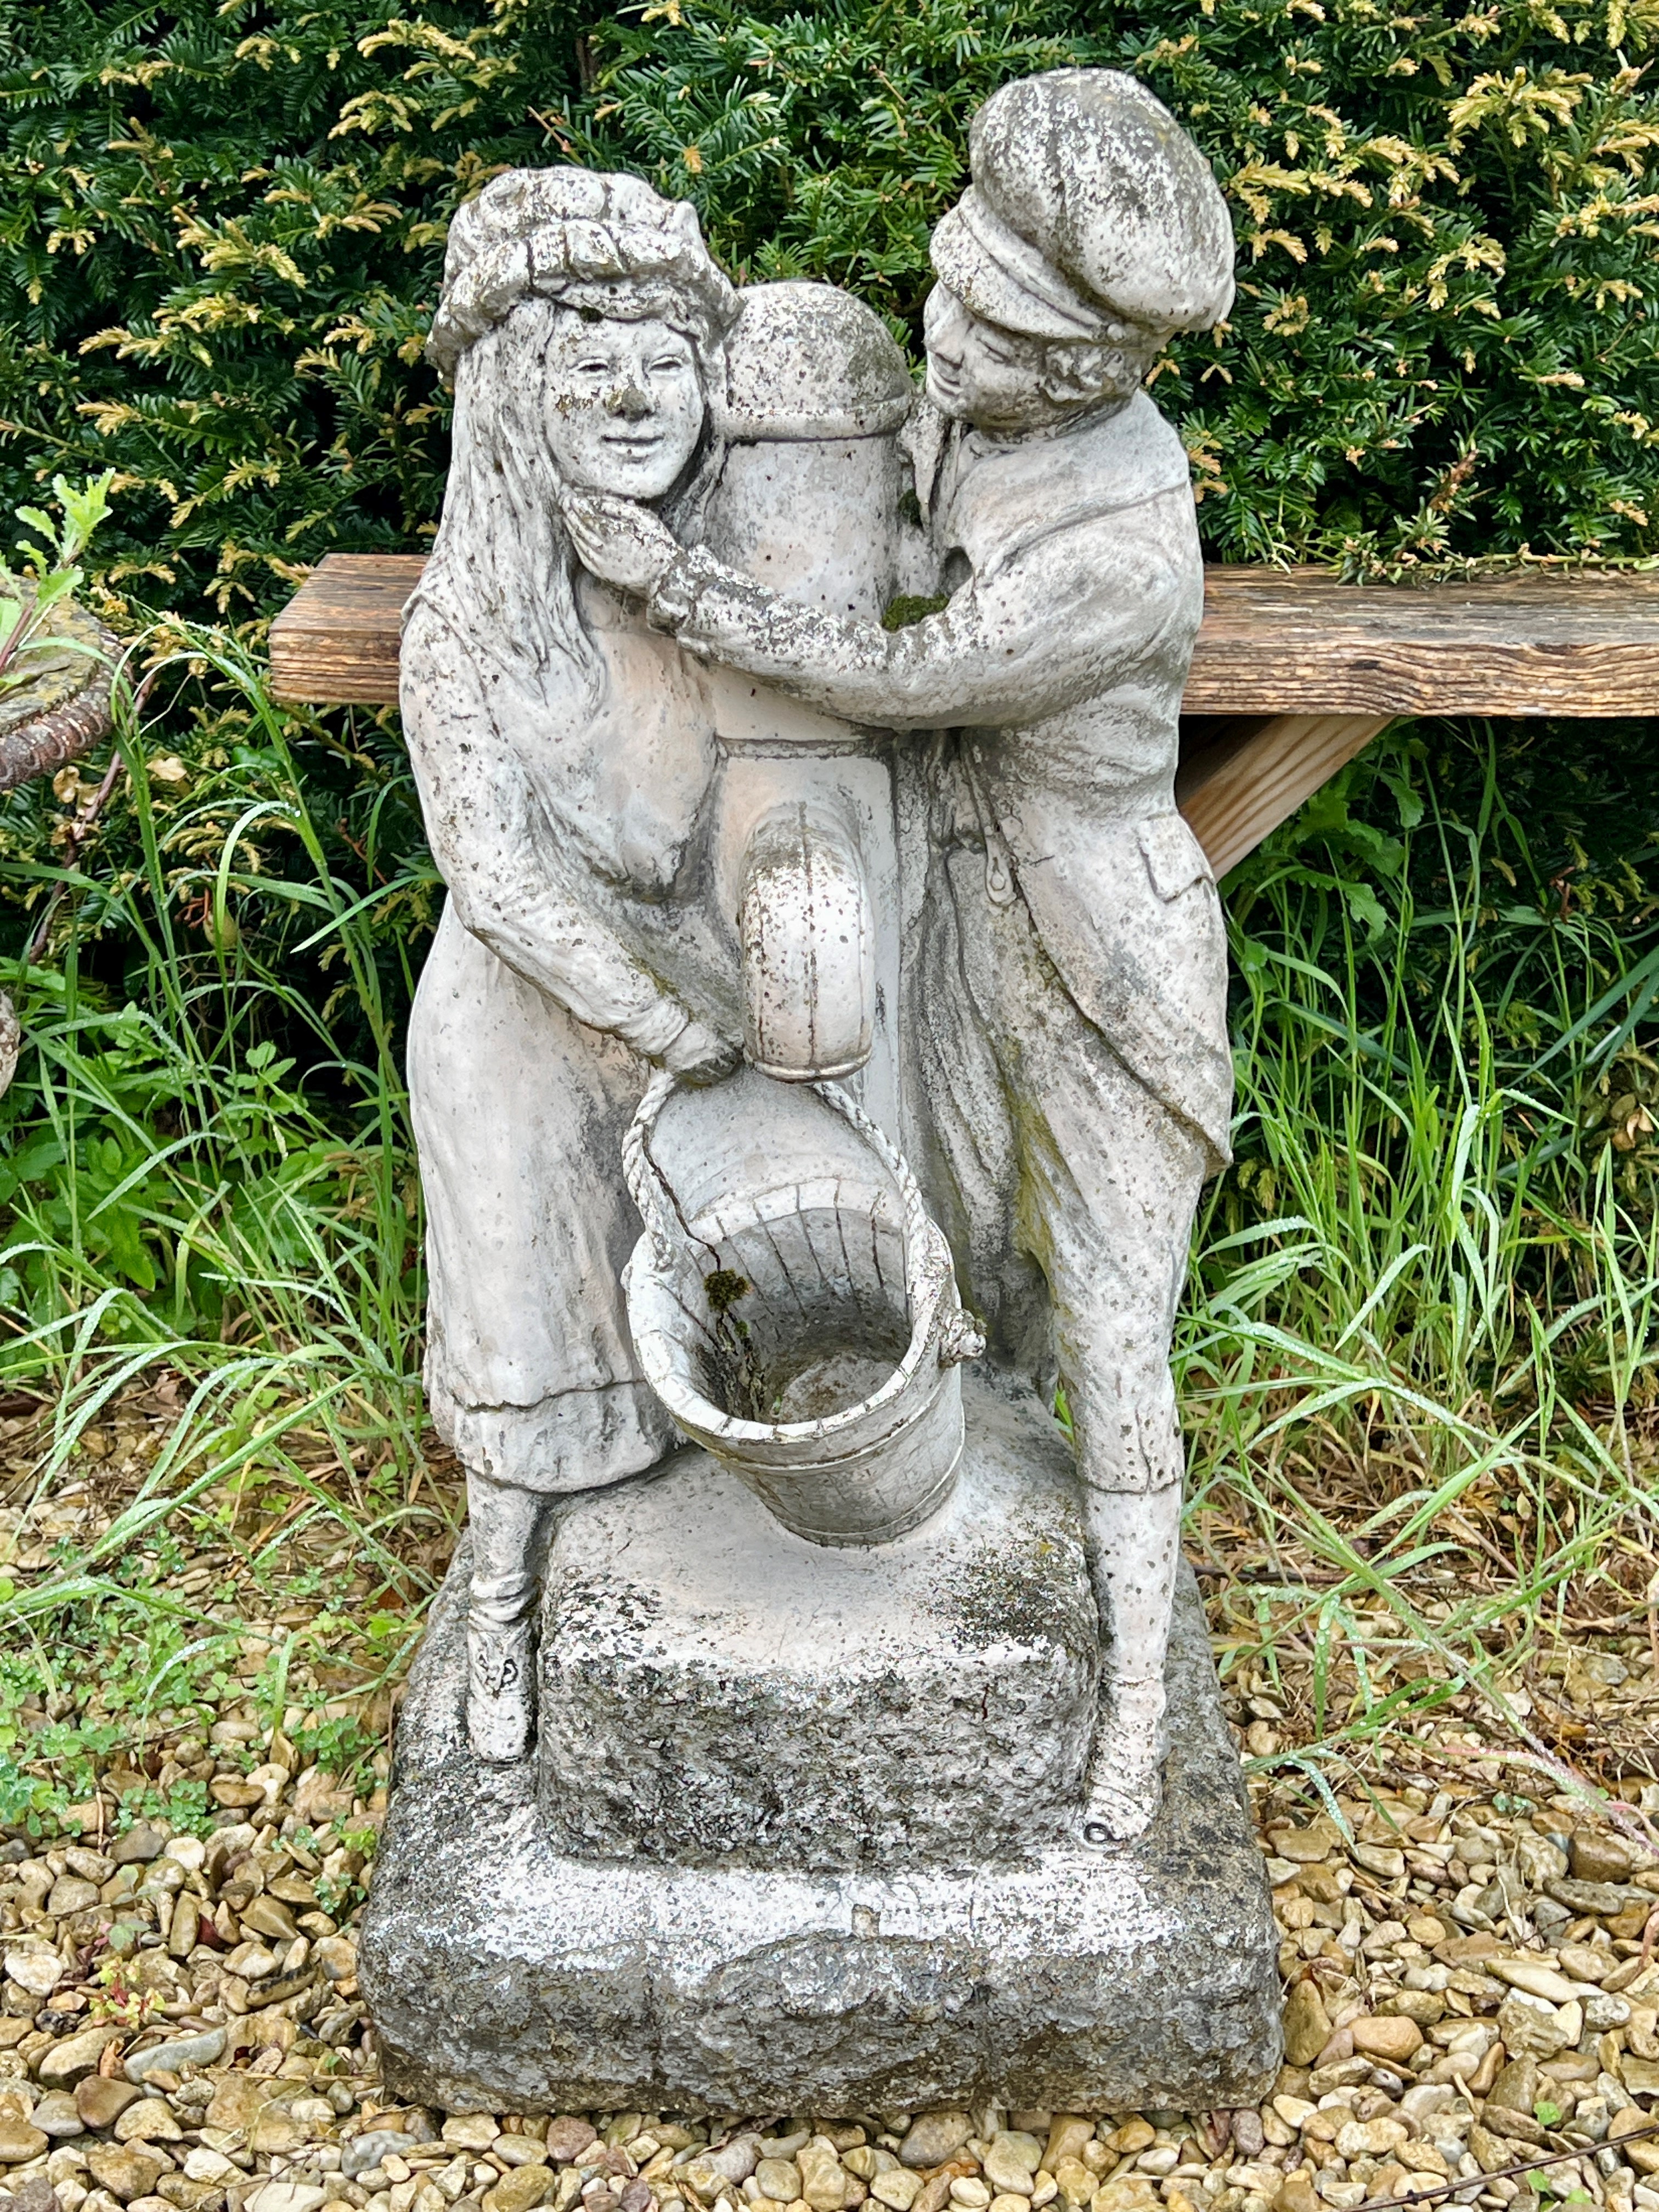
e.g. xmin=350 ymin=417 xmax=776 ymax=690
xmin=413 ymin=292 xmax=725 ymax=721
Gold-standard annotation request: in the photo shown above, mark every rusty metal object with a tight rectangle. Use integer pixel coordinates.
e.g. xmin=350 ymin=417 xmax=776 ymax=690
xmin=0 ymin=590 xmax=119 ymax=796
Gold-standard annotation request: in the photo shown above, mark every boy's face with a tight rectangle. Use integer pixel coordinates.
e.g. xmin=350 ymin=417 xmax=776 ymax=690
xmin=923 ymin=284 xmax=1064 ymax=435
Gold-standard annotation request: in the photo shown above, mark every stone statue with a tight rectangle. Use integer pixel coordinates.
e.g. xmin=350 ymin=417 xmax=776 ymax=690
xmin=564 ymin=69 xmax=1236 ymax=1845
xmin=363 ymin=66 xmax=1280 ymax=2118
xmin=398 ymin=171 xmax=746 ymax=1762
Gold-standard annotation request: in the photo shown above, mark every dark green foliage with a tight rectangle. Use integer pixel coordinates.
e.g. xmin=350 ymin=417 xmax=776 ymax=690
xmin=0 ymin=0 xmax=594 ymax=624
xmin=4 ymin=0 xmax=1658 ymax=622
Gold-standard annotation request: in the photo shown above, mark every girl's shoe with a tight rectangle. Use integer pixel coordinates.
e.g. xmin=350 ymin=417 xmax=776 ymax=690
xmin=466 ymin=1615 xmax=536 ymax=1764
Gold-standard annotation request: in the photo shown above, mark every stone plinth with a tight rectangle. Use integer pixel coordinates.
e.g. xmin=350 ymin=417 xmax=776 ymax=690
xmin=535 ymin=1376 xmax=1098 ymax=1869
xmin=359 ymin=1377 xmax=1281 ymax=2115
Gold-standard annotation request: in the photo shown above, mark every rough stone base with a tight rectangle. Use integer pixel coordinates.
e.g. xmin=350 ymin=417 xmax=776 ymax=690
xmin=359 ymin=1378 xmax=1281 ymax=2115
xmin=535 ymin=1376 xmax=1100 ymax=1869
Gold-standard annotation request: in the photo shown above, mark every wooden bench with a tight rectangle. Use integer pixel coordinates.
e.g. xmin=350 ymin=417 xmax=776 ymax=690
xmin=270 ymin=558 xmax=1659 ymax=878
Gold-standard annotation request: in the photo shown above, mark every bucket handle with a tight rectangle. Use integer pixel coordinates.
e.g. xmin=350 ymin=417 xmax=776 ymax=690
xmin=621 ymin=1069 xmax=983 ymax=1367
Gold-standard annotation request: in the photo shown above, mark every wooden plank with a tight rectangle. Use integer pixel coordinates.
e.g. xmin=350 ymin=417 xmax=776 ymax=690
xmin=1186 ymin=565 xmax=1659 ymax=716
xmin=269 ymin=554 xmax=1659 ymax=716
xmin=269 ymin=554 xmax=425 ymax=705
xmin=1178 ymin=713 xmax=1391 ymax=880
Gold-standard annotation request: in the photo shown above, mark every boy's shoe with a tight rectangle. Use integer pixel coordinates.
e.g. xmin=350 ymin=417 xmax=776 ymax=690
xmin=1080 ymin=1673 xmax=1166 ymax=1844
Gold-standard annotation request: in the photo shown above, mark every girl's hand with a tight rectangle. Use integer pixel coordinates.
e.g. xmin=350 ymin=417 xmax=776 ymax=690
xmin=562 ymin=490 xmax=680 ymax=595
xmin=662 ymin=1018 xmax=742 ymax=1086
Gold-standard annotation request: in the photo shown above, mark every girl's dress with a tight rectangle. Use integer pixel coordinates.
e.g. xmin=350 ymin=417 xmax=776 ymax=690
xmin=400 ymin=573 xmax=735 ymax=1494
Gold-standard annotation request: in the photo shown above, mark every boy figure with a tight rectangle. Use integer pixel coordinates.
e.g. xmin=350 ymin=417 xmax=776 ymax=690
xmin=567 ymin=67 xmax=1237 ymax=1841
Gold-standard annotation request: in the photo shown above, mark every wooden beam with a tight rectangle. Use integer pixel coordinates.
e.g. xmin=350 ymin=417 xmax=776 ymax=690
xmin=270 ymin=555 xmax=1659 ymax=718
xmin=269 ymin=555 xmax=425 ymax=706
xmin=1177 ymin=713 xmax=1392 ymax=880
xmin=1185 ymin=566 xmax=1659 ymax=718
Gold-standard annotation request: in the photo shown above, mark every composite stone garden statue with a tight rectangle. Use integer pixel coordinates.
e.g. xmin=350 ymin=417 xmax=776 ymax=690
xmin=360 ymin=67 xmax=1282 ymax=2117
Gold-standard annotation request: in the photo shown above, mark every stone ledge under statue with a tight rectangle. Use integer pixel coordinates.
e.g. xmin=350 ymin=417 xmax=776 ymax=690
xmin=358 ymin=1375 xmax=1279 ymax=2117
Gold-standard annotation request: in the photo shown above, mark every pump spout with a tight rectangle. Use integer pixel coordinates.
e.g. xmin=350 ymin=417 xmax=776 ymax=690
xmin=739 ymin=798 xmax=875 ymax=1081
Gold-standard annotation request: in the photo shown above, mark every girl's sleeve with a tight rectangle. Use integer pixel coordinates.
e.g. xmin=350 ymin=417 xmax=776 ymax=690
xmin=400 ymin=610 xmax=689 ymax=1059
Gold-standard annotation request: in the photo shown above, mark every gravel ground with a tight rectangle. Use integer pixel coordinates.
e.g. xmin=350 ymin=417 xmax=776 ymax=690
xmin=4 ymin=1398 xmax=1659 ymax=2212
xmin=1 ymin=1744 xmax=1657 ymax=2212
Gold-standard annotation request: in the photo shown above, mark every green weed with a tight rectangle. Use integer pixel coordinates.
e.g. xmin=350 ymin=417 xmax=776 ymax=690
xmin=1183 ymin=717 xmax=1659 ymax=1792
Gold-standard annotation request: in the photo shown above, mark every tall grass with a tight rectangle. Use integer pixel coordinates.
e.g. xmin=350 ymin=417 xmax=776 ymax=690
xmin=0 ymin=627 xmax=444 ymax=1635
xmin=3 ymin=664 xmax=1658 ymax=1797
xmin=1181 ymin=724 xmax=1659 ymax=1799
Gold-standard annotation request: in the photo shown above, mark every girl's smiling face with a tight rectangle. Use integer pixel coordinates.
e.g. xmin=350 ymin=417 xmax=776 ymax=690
xmin=541 ymin=312 xmax=705 ymax=500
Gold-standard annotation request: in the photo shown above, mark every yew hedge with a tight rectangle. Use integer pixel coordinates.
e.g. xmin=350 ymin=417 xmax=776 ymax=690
xmin=3 ymin=0 xmax=1658 ymax=622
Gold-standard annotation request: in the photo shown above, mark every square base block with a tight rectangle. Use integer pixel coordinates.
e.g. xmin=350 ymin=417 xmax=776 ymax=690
xmin=535 ymin=1375 xmax=1099 ymax=1869
xmin=359 ymin=1380 xmax=1281 ymax=2115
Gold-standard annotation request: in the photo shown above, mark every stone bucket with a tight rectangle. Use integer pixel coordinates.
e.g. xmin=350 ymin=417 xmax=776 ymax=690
xmin=622 ymin=1070 xmax=982 ymax=1548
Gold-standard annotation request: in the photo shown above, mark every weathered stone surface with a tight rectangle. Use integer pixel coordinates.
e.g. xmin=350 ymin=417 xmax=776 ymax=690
xmin=360 ymin=1383 xmax=1279 ymax=2115
xmin=532 ymin=1378 xmax=1096 ymax=1870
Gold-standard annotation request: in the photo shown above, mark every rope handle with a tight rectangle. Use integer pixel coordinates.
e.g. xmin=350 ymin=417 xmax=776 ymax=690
xmin=621 ymin=1070 xmax=983 ymax=1366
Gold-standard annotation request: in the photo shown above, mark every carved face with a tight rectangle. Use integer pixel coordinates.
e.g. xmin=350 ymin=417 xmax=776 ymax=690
xmin=922 ymin=284 xmax=1057 ymax=433
xmin=541 ymin=312 xmax=705 ymax=500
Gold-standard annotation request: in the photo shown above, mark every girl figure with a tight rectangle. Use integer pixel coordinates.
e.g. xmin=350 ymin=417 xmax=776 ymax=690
xmin=401 ymin=171 xmax=744 ymax=1763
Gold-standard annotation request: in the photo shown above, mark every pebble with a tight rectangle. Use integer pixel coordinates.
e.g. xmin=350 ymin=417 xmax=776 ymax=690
xmin=901 ymin=2117 xmax=974 ymax=2171
xmin=482 ymin=2166 xmax=554 ymax=2212
xmin=75 ymin=2080 xmax=142 ymax=2131
xmin=85 ymin=2144 xmax=167 ymax=2202
xmin=757 ymin=2163 xmax=803 ymax=2203
xmin=1282 ymin=1983 xmax=1331 ymax=2067
xmin=494 ymin=2138 xmax=551 ymax=2170
xmin=246 ymin=2187 xmax=331 ymax=2212
xmin=38 ymin=2027 xmax=122 ymax=2089
xmin=1498 ymin=1989 xmax=1578 ymax=2058
xmin=872 ymin=2176 xmax=924 ymax=2211
xmin=4 ymin=1945 xmax=63 ymax=1998
xmin=44 ymin=1877 xmax=98 ymax=1917
xmin=1349 ymin=2015 xmax=1422 ymax=2062
xmin=108 ymin=1827 xmax=166 ymax=1866
xmin=545 ymin=2120 xmax=599 ymax=2164
xmin=1041 ymin=2124 xmax=1093 ymax=2174
xmin=0 ymin=2117 xmax=49 ymax=2163
xmin=1491 ymin=1959 xmax=1583 ymax=2002
xmin=441 ymin=2115 xmax=500 ymax=2153
xmin=1572 ymin=1832 xmax=1635 ymax=1883
xmin=707 ymin=2140 xmax=763 ymax=2186
xmin=343 ymin=2134 xmax=420 ymax=2180
xmin=982 ymin=2138 xmax=1042 ymax=2196
xmin=22 ymin=2094 xmax=73 ymax=2141
xmin=950 ymin=2185 xmax=991 ymax=2210
xmin=123 ymin=2028 xmax=227 ymax=2084
xmin=113 ymin=2103 xmax=183 ymax=2145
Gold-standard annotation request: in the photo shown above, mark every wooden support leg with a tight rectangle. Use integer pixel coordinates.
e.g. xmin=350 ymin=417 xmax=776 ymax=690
xmin=1176 ymin=713 xmax=1393 ymax=881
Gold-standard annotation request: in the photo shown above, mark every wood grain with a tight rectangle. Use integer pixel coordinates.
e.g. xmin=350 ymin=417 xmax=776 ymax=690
xmin=269 ymin=554 xmax=425 ymax=705
xmin=1185 ymin=566 xmax=1659 ymax=716
xmin=269 ymin=554 xmax=1659 ymax=716
xmin=1178 ymin=713 xmax=1392 ymax=879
